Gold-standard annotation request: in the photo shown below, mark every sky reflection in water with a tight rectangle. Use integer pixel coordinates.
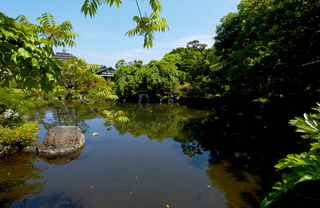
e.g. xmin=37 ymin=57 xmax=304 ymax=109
xmin=1 ymin=103 xmax=261 ymax=208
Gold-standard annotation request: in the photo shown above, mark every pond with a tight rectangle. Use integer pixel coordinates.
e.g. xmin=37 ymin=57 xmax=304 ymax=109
xmin=1 ymin=102 xmax=266 ymax=208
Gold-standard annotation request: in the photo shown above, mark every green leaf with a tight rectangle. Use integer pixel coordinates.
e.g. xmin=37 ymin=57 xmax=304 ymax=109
xmin=114 ymin=111 xmax=124 ymax=117
xmin=18 ymin=48 xmax=31 ymax=59
xmin=271 ymin=182 xmax=286 ymax=191
xmin=3 ymin=30 xmax=17 ymax=41
xmin=11 ymin=53 xmax=18 ymax=63
xmin=102 ymin=110 xmax=113 ymax=116
xmin=46 ymin=73 xmax=56 ymax=82
xmin=81 ymin=0 xmax=102 ymax=17
xmin=126 ymin=12 xmax=168 ymax=48
xmin=149 ymin=0 xmax=162 ymax=12
xmin=310 ymin=142 xmax=320 ymax=150
xmin=260 ymin=191 xmax=283 ymax=208
xmin=281 ymin=171 xmax=301 ymax=185
xmin=115 ymin=116 xmax=130 ymax=123
xmin=31 ymin=58 xmax=40 ymax=69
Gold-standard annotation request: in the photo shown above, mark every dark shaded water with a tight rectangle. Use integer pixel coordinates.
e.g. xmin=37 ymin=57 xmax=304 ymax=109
xmin=1 ymin=102 xmax=294 ymax=208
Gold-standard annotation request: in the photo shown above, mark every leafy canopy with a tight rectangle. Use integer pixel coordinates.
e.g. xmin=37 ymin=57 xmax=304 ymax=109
xmin=213 ymin=0 xmax=320 ymax=101
xmin=0 ymin=13 xmax=79 ymax=92
xmin=114 ymin=58 xmax=186 ymax=97
xmin=168 ymin=40 xmax=218 ymax=98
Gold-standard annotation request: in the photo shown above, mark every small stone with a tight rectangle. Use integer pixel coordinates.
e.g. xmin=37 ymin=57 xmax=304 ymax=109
xmin=91 ymin=132 xmax=99 ymax=137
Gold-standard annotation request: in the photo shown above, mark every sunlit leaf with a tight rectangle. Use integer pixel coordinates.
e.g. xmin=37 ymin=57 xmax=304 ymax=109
xmin=31 ymin=58 xmax=40 ymax=69
xmin=18 ymin=48 xmax=31 ymax=59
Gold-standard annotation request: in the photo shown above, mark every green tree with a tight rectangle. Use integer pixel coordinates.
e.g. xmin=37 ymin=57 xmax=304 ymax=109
xmin=114 ymin=57 xmax=186 ymax=100
xmin=81 ymin=0 xmax=168 ymax=48
xmin=114 ymin=60 xmax=144 ymax=97
xmin=169 ymin=40 xmax=217 ymax=98
xmin=147 ymin=54 xmax=186 ymax=97
xmin=0 ymin=13 xmax=78 ymax=92
xmin=212 ymin=0 xmax=320 ymax=105
xmin=170 ymin=40 xmax=208 ymax=82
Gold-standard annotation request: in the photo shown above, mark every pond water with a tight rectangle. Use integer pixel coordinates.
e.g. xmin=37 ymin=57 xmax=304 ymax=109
xmin=1 ymin=103 xmax=264 ymax=208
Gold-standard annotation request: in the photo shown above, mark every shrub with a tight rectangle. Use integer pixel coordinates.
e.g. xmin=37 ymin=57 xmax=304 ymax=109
xmin=0 ymin=105 xmax=24 ymax=128
xmin=0 ymin=121 xmax=39 ymax=156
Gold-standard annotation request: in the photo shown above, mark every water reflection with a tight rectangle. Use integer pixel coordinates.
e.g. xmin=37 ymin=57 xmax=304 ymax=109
xmin=11 ymin=192 xmax=84 ymax=208
xmin=0 ymin=153 xmax=46 ymax=208
xmin=27 ymin=102 xmax=117 ymax=133
xmin=1 ymin=102 xmax=268 ymax=207
xmin=113 ymin=103 xmax=211 ymax=141
xmin=38 ymin=146 xmax=85 ymax=165
xmin=206 ymin=161 xmax=261 ymax=208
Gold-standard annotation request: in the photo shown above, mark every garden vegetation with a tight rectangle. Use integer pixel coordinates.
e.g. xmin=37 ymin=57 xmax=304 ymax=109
xmin=0 ymin=0 xmax=319 ymax=206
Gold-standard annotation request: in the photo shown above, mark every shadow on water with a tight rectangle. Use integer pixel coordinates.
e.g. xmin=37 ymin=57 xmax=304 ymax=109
xmin=178 ymin=104 xmax=310 ymax=207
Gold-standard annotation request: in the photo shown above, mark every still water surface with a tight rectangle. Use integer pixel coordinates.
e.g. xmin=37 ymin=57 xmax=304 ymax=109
xmin=0 ymin=103 xmax=261 ymax=208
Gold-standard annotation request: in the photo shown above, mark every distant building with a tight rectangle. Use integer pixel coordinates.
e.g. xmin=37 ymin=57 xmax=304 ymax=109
xmin=96 ymin=66 xmax=115 ymax=82
xmin=54 ymin=49 xmax=76 ymax=61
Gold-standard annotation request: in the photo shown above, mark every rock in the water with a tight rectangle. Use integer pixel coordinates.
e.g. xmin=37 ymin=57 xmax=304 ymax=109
xmin=91 ymin=132 xmax=99 ymax=137
xmin=36 ymin=126 xmax=85 ymax=154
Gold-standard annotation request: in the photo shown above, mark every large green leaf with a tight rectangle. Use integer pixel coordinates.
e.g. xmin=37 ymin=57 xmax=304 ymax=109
xmin=18 ymin=48 xmax=31 ymax=59
xmin=261 ymin=102 xmax=320 ymax=207
xmin=31 ymin=58 xmax=40 ymax=69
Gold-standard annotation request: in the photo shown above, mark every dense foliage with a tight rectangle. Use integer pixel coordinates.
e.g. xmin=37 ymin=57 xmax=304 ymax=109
xmin=0 ymin=122 xmax=39 ymax=155
xmin=212 ymin=0 xmax=320 ymax=108
xmin=0 ymin=88 xmax=41 ymax=156
xmin=1 ymin=0 xmax=320 ymax=205
xmin=0 ymin=13 xmax=78 ymax=92
xmin=0 ymin=12 xmax=122 ymax=156
xmin=0 ymin=12 xmax=79 ymax=156
xmin=168 ymin=40 xmax=217 ymax=98
xmin=114 ymin=56 xmax=186 ymax=101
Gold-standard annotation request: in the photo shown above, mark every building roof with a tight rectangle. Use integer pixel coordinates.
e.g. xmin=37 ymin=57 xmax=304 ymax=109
xmin=96 ymin=66 xmax=115 ymax=74
xmin=54 ymin=49 xmax=76 ymax=61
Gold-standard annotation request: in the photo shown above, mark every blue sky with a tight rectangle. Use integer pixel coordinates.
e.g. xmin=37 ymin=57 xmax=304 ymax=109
xmin=1 ymin=0 xmax=240 ymax=67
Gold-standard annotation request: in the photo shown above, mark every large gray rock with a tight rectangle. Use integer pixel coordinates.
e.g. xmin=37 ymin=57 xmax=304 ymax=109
xmin=37 ymin=126 xmax=85 ymax=154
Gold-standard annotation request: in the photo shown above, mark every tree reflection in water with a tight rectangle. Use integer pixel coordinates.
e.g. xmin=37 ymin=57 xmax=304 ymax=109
xmin=113 ymin=103 xmax=211 ymax=141
xmin=1 ymin=102 xmax=286 ymax=207
xmin=110 ymin=102 xmax=262 ymax=207
xmin=0 ymin=153 xmax=46 ymax=208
